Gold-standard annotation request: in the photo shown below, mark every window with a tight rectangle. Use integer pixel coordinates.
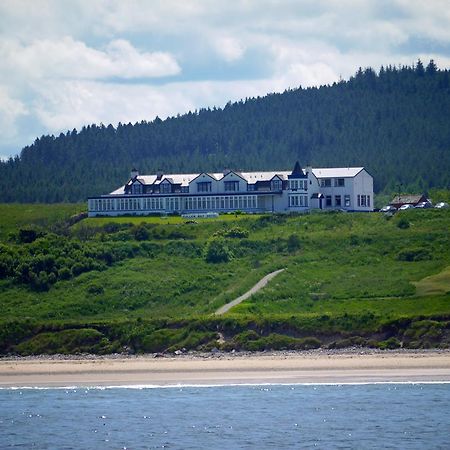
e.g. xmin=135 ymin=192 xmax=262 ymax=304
xmin=224 ymin=181 xmax=239 ymax=192
xmin=197 ymin=182 xmax=212 ymax=192
xmin=344 ymin=195 xmax=351 ymax=207
xmin=161 ymin=182 xmax=171 ymax=194
xmin=335 ymin=195 xmax=341 ymax=206
xmin=335 ymin=178 xmax=345 ymax=187
xmin=181 ymin=186 xmax=189 ymax=193
xmin=131 ymin=183 xmax=142 ymax=194
xmin=326 ymin=195 xmax=332 ymax=207
xmin=321 ymin=179 xmax=332 ymax=187
xmin=358 ymin=195 xmax=370 ymax=207
xmin=271 ymin=179 xmax=282 ymax=190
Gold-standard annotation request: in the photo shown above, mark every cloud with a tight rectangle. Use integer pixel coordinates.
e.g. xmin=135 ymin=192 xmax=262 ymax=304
xmin=0 ymin=0 xmax=449 ymax=158
xmin=213 ymin=37 xmax=246 ymax=62
xmin=0 ymin=86 xmax=28 ymax=142
xmin=0 ymin=37 xmax=180 ymax=81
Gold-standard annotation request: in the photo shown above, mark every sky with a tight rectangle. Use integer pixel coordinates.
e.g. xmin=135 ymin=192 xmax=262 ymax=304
xmin=1 ymin=0 xmax=450 ymax=159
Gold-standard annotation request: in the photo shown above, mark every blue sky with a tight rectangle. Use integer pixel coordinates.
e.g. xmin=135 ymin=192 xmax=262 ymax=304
xmin=1 ymin=0 xmax=449 ymax=159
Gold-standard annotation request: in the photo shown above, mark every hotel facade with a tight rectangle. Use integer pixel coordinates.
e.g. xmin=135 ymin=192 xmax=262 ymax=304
xmin=87 ymin=162 xmax=374 ymax=217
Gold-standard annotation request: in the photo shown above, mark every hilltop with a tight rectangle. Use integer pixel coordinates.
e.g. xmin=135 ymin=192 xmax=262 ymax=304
xmin=1 ymin=60 xmax=449 ymax=202
xmin=0 ymin=205 xmax=449 ymax=355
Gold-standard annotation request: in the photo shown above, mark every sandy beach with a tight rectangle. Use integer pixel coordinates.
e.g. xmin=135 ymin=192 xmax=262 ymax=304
xmin=1 ymin=350 xmax=450 ymax=387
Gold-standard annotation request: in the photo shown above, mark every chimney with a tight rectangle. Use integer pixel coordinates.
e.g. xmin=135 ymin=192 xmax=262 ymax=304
xmin=130 ymin=168 xmax=139 ymax=179
xmin=306 ymin=166 xmax=312 ymax=177
xmin=156 ymin=170 xmax=163 ymax=180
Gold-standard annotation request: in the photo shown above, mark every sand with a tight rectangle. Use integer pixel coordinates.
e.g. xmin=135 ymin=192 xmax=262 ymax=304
xmin=1 ymin=350 xmax=450 ymax=387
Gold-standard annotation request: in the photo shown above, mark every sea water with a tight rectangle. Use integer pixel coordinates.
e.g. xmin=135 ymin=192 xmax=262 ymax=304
xmin=1 ymin=383 xmax=449 ymax=449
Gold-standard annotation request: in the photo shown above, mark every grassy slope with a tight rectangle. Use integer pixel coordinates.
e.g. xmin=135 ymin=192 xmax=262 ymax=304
xmin=0 ymin=203 xmax=85 ymax=239
xmin=0 ymin=204 xmax=449 ymax=354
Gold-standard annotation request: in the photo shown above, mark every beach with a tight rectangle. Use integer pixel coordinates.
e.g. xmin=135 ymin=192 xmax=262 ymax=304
xmin=1 ymin=350 xmax=450 ymax=387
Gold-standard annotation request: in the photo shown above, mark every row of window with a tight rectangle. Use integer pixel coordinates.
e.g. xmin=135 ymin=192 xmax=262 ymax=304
xmin=320 ymin=178 xmax=345 ymax=188
xmin=89 ymin=195 xmax=259 ymax=212
xmin=288 ymin=180 xmax=308 ymax=191
xmin=324 ymin=195 xmax=351 ymax=208
xmin=289 ymin=195 xmax=309 ymax=207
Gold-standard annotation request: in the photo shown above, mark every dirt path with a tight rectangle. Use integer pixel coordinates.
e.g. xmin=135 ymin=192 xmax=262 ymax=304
xmin=214 ymin=268 xmax=285 ymax=315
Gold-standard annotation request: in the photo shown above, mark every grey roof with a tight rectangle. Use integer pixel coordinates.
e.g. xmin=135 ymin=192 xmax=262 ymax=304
xmin=390 ymin=194 xmax=427 ymax=204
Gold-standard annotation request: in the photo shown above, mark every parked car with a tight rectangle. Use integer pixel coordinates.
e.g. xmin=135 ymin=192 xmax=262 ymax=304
xmin=398 ymin=204 xmax=415 ymax=210
xmin=380 ymin=205 xmax=397 ymax=213
xmin=435 ymin=202 xmax=449 ymax=209
xmin=415 ymin=202 xmax=433 ymax=209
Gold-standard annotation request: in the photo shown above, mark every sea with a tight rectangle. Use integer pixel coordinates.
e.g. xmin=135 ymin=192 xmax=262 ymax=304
xmin=1 ymin=383 xmax=449 ymax=449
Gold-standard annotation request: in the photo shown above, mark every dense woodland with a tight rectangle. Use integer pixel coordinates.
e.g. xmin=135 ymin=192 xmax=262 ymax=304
xmin=1 ymin=60 xmax=449 ymax=203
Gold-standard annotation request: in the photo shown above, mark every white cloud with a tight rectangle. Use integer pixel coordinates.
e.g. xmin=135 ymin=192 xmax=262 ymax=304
xmin=0 ymin=37 xmax=180 ymax=81
xmin=0 ymin=86 xmax=28 ymax=142
xmin=213 ymin=37 xmax=246 ymax=62
xmin=0 ymin=0 xmax=449 ymax=158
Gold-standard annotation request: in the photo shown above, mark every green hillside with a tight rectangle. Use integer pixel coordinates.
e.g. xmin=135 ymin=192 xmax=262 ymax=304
xmin=1 ymin=60 xmax=449 ymax=203
xmin=1 ymin=204 xmax=449 ymax=354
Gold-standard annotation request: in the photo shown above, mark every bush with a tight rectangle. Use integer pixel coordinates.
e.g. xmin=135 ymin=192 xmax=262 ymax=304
xmin=214 ymin=227 xmax=249 ymax=239
xmin=287 ymin=234 xmax=301 ymax=252
xmin=396 ymin=217 xmax=410 ymax=229
xmin=86 ymin=283 xmax=104 ymax=295
xmin=204 ymin=238 xmax=233 ymax=263
xmin=58 ymin=267 xmax=71 ymax=280
xmin=397 ymin=247 xmax=432 ymax=261
xmin=133 ymin=224 xmax=150 ymax=241
xmin=378 ymin=337 xmax=401 ymax=350
xmin=18 ymin=228 xmax=40 ymax=243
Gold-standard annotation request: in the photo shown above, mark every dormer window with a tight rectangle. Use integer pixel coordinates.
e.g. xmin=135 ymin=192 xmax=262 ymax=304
xmin=161 ymin=182 xmax=171 ymax=194
xmin=197 ymin=182 xmax=212 ymax=192
xmin=224 ymin=181 xmax=239 ymax=192
xmin=131 ymin=183 xmax=143 ymax=194
xmin=271 ymin=179 xmax=282 ymax=190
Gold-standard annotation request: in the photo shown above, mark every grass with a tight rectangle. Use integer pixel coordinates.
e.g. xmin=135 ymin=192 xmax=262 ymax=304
xmin=414 ymin=266 xmax=450 ymax=296
xmin=0 ymin=203 xmax=449 ymax=354
xmin=0 ymin=203 xmax=85 ymax=239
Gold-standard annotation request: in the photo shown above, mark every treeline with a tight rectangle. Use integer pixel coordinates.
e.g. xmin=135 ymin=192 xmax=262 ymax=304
xmin=1 ymin=60 xmax=449 ymax=202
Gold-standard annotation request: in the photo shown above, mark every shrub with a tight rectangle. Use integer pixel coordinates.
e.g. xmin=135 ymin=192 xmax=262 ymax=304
xmin=396 ymin=217 xmax=410 ymax=229
xmin=18 ymin=228 xmax=40 ymax=243
xmin=86 ymin=283 xmax=104 ymax=295
xmin=287 ymin=234 xmax=301 ymax=252
xmin=378 ymin=337 xmax=401 ymax=349
xmin=58 ymin=267 xmax=71 ymax=280
xmin=214 ymin=227 xmax=249 ymax=239
xmin=397 ymin=247 xmax=432 ymax=261
xmin=204 ymin=238 xmax=233 ymax=263
xmin=133 ymin=224 xmax=150 ymax=241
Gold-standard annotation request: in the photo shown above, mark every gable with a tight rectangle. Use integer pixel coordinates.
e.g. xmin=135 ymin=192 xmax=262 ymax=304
xmin=190 ymin=172 xmax=217 ymax=184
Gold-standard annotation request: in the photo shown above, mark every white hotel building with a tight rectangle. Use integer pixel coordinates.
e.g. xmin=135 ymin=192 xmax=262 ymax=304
xmin=87 ymin=162 xmax=374 ymax=217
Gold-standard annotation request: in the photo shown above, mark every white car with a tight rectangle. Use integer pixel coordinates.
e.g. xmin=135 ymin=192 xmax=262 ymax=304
xmin=398 ymin=204 xmax=415 ymax=210
xmin=435 ymin=202 xmax=449 ymax=209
